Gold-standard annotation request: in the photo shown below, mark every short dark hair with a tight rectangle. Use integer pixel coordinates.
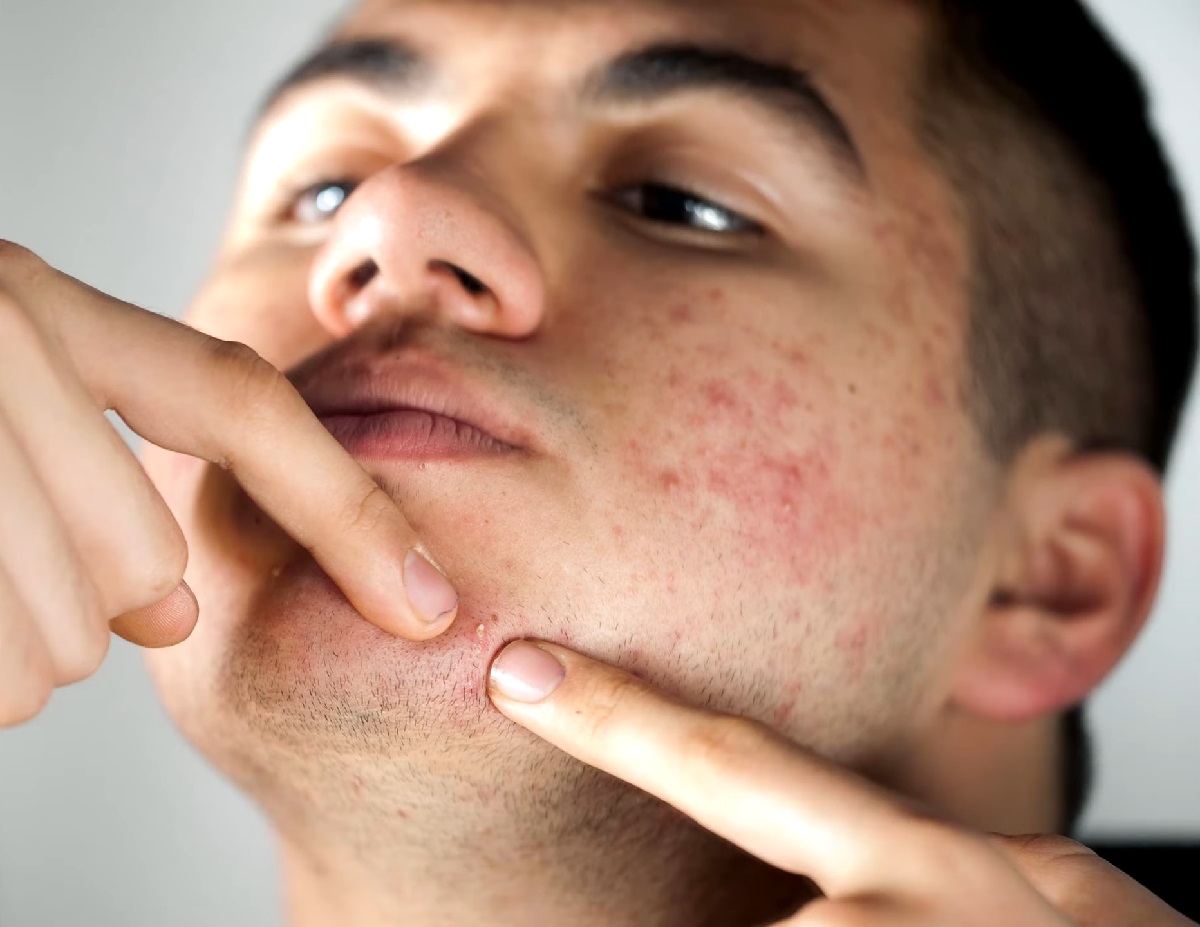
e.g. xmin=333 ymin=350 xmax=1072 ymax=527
xmin=920 ymin=0 xmax=1197 ymax=832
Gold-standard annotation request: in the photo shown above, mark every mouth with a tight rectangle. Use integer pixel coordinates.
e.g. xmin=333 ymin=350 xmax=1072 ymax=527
xmin=294 ymin=350 xmax=528 ymax=462
xmin=318 ymin=408 xmax=514 ymax=459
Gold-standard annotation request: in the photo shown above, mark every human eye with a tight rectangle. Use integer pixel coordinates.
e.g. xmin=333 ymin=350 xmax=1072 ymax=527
xmin=279 ymin=178 xmax=361 ymax=225
xmin=609 ymin=182 xmax=763 ymax=235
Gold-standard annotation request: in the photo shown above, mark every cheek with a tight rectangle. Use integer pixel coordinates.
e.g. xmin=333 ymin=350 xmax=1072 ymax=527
xmin=594 ymin=282 xmax=968 ymax=711
xmin=184 ymin=252 xmax=327 ymax=368
xmin=619 ymin=297 xmax=865 ymax=582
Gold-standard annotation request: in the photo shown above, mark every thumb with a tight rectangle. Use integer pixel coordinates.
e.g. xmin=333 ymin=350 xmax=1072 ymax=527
xmin=110 ymin=579 xmax=199 ymax=648
xmin=993 ymin=834 xmax=1195 ymax=927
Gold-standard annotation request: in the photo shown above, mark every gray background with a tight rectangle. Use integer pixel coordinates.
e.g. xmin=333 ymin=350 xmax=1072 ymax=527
xmin=0 ymin=1 xmax=1196 ymax=924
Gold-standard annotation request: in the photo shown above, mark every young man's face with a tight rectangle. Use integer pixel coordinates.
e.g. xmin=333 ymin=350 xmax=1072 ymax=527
xmin=143 ymin=0 xmax=999 ymax=805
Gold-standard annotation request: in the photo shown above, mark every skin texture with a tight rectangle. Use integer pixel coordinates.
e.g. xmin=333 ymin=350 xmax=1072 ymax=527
xmin=486 ymin=641 xmax=1194 ymax=927
xmin=119 ymin=1 xmax=1163 ymax=924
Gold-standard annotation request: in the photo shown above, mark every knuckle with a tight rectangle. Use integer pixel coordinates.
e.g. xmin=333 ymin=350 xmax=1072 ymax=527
xmin=203 ymin=339 xmax=296 ymax=467
xmin=87 ymin=506 xmax=188 ymax=616
xmin=1006 ymin=833 xmax=1093 ymax=863
xmin=575 ymin=671 xmax=647 ymax=742
xmin=896 ymin=817 xmax=999 ymax=887
xmin=0 ymin=287 xmax=42 ymax=348
xmin=0 ymin=664 xmax=53 ymax=728
xmin=1004 ymin=834 xmax=1103 ymax=911
xmin=0 ymin=239 xmax=42 ymax=280
xmin=208 ymin=339 xmax=289 ymax=410
xmin=112 ymin=528 xmax=188 ymax=609
xmin=54 ymin=621 xmax=111 ymax=685
xmin=335 ymin=482 xmax=391 ymax=536
xmin=679 ymin=712 xmax=769 ymax=776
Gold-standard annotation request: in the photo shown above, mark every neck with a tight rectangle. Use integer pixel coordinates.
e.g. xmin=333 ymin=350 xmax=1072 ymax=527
xmin=888 ymin=707 xmax=1064 ymax=835
xmin=275 ymin=762 xmax=815 ymax=927
xmin=264 ymin=711 xmax=1057 ymax=925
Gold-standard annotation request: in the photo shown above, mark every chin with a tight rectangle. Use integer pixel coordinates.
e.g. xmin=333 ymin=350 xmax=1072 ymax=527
xmin=142 ymin=550 xmax=619 ymax=843
xmin=146 ymin=545 xmax=552 ymax=767
xmin=236 ymin=557 xmax=511 ymax=713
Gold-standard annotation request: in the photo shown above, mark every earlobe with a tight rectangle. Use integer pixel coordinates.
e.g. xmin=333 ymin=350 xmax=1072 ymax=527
xmin=951 ymin=449 xmax=1165 ymax=722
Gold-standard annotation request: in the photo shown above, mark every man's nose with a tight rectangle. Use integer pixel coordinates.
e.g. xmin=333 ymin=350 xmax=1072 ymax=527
xmin=308 ymin=163 xmax=546 ymax=339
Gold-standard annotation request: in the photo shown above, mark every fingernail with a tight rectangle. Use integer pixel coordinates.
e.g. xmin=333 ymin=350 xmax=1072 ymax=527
xmin=489 ymin=641 xmax=566 ymax=703
xmin=403 ymin=550 xmax=458 ymax=624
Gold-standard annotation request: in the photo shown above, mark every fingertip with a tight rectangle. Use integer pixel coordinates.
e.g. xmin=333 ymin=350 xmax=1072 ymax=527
xmin=488 ymin=640 xmax=567 ymax=703
xmin=110 ymin=579 xmax=200 ymax=648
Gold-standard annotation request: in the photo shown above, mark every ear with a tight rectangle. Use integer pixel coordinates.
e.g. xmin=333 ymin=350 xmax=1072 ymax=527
xmin=951 ymin=446 xmax=1165 ymax=722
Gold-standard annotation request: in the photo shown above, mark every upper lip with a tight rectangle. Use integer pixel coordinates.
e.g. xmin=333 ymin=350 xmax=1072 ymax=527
xmin=291 ymin=346 xmax=531 ymax=453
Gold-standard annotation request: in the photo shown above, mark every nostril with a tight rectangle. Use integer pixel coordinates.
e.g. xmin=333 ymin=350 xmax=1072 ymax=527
xmin=349 ymin=259 xmax=379 ymax=290
xmin=454 ymin=268 xmax=488 ymax=297
xmin=432 ymin=260 xmax=489 ymax=297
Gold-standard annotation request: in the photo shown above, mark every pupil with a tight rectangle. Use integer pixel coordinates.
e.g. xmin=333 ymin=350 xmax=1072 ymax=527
xmin=643 ymin=185 xmax=688 ymax=222
xmin=640 ymin=184 xmax=731 ymax=232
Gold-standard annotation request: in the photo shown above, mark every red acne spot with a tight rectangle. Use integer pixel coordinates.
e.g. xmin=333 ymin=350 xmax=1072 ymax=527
xmin=772 ymin=702 xmax=795 ymax=728
xmin=668 ymin=303 xmax=695 ymax=324
xmin=836 ymin=624 xmax=872 ymax=679
xmin=709 ymin=287 xmax=724 ymax=301
xmin=658 ymin=470 xmax=682 ymax=492
xmin=696 ymin=442 xmax=847 ymax=573
xmin=771 ymin=377 xmax=799 ymax=412
xmin=701 ymin=379 xmax=742 ymax=413
xmin=667 ymin=367 xmax=685 ymax=389
xmin=612 ymin=524 xmax=626 ymax=540
xmin=924 ymin=375 xmax=947 ymax=408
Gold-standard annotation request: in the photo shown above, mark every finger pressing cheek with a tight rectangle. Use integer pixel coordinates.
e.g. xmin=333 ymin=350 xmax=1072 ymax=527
xmin=485 ymin=638 xmax=711 ymax=786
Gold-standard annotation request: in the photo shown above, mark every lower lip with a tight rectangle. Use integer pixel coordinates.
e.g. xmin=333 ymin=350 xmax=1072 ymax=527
xmin=318 ymin=410 xmax=514 ymax=460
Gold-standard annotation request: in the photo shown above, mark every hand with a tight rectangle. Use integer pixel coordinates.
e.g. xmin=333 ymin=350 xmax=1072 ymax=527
xmin=487 ymin=640 xmax=1195 ymax=926
xmin=0 ymin=242 xmax=459 ymax=726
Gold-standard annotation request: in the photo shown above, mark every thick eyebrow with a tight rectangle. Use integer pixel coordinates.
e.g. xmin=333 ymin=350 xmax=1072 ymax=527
xmin=584 ymin=43 xmax=865 ymax=181
xmin=255 ymin=38 xmax=865 ymax=182
xmin=256 ymin=38 xmax=431 ymax=123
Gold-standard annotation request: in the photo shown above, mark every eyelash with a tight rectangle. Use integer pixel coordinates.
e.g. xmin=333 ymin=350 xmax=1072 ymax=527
xmin=607 ymin=183 xmax=763 ymax=235
xmin=280 ymin=179 xmax=360 ymax=225
xmin=279 ymin=177 xmax=763 ymax=237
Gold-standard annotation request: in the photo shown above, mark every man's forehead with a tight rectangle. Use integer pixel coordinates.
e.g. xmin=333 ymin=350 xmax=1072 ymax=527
xmin=260 ymin=0 xmax=911 ymax=186
xmin=319 ymin=0 xmax=939 ymax=145
xmin=335 ymin=0 xmax=931 ymax=62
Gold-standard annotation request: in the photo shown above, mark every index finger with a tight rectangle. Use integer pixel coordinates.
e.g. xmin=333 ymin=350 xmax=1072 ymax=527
xmin=487 ymin=640 xmax=936 ymax=897
xmin=27 ymin=262 xmax=459 ymax=641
